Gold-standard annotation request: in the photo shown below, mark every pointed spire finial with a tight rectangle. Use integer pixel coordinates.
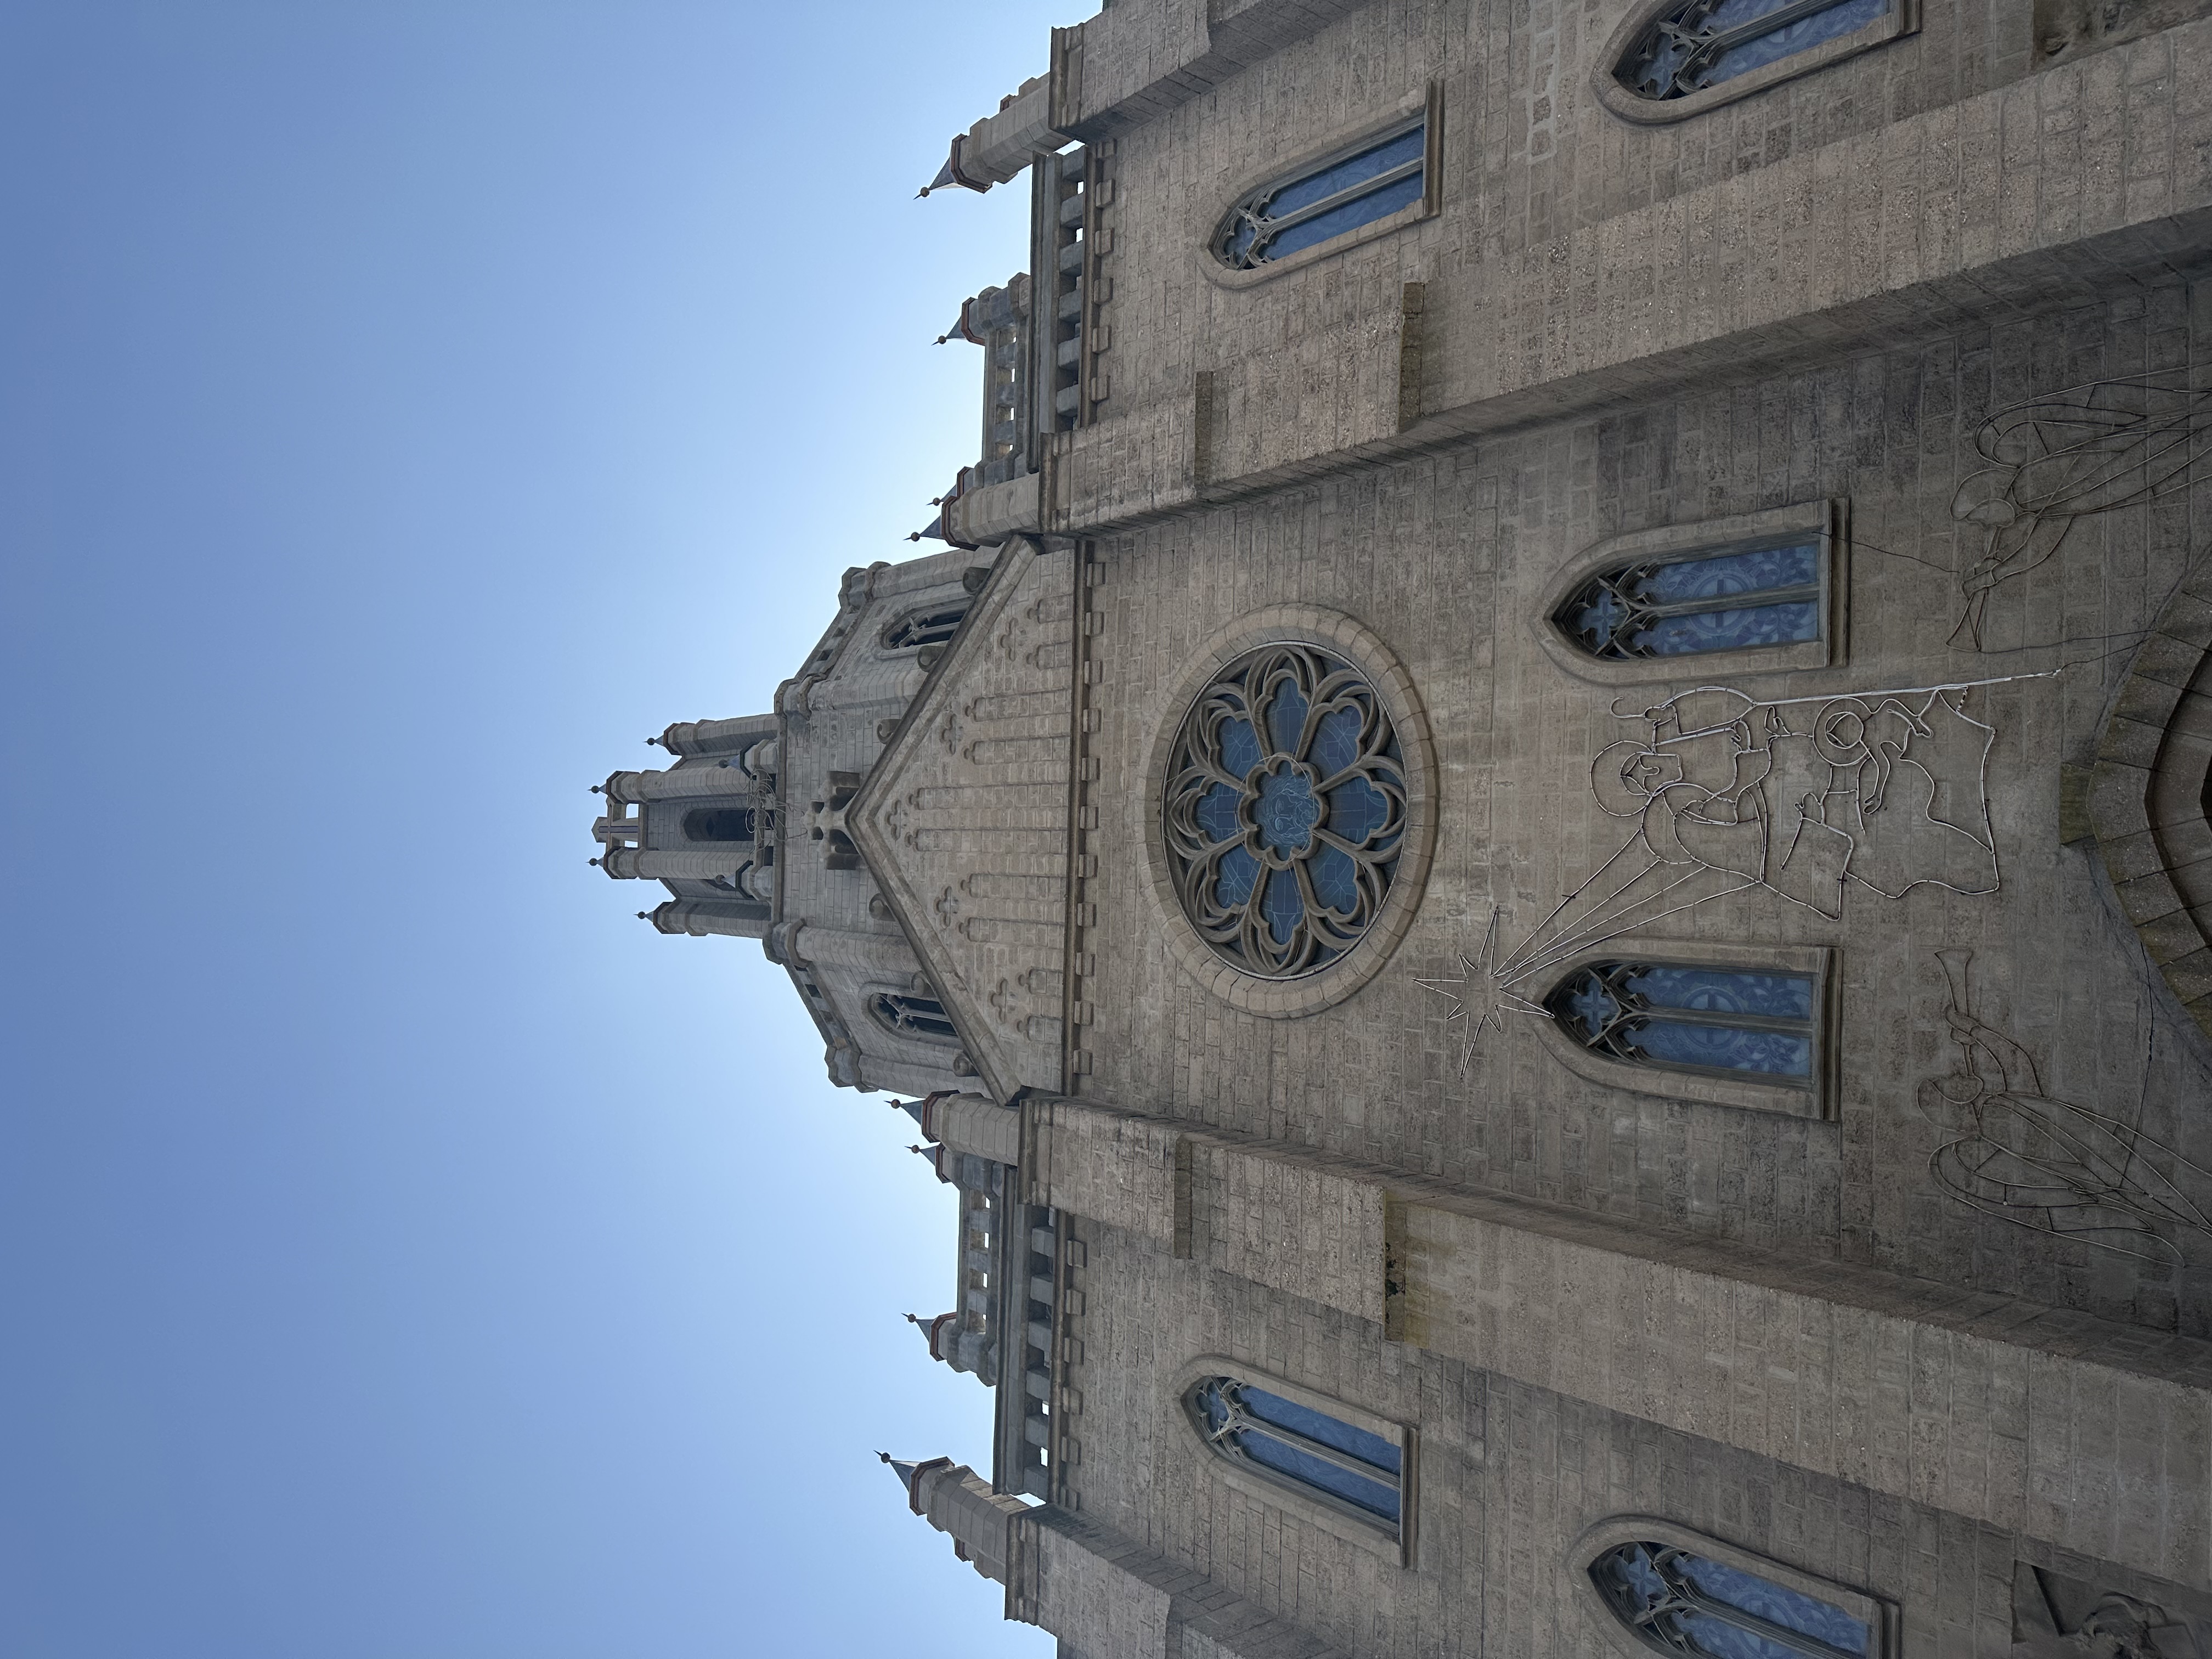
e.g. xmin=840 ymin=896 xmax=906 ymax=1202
xmin=588 ymin=857 xmax=600 ymax=867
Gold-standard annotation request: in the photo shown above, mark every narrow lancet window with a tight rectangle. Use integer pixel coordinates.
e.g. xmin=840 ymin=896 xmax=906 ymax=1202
xmin=1615 ymin=0 xmax=1890 ymax=103
xmin=1590 ymin=1539 xmax=1872 ymax=1657
xmin=682 ymin=806 xmax=755 ymax=843
xmin=1554 ymin=540 xmax=1821 ymax=660
xmin=1189 ymin=1377 xmax=1404 ymax=1530
xmin=1547 ymin=962 xmax=1818 ymax=1084
xmin=1213 ymin=116 xmax=1426 ymax=270
xmin=870 ymin=992 xmax=960 ymax=1045
xmin=884 ymin=603 xmax=970 ymax=651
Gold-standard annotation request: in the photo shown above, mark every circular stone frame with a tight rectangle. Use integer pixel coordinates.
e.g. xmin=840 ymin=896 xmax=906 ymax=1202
xmin=1143 ymin=606 xmax=1436 ymax=1019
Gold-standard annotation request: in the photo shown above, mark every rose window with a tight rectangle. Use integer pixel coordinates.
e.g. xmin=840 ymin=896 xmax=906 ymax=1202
xmin=1162 ymin=644 xmax=1407 ymax=978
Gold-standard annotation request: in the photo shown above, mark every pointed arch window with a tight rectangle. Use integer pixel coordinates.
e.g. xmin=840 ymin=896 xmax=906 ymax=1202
xmin=1212 ymin=111 xmax=1430 ymax=271
xmin=1587 ymin=1537 xmax=1877 ymax=1657
xmin=1554 ymin=540 xmax=1822 ymax=661
xmin=681 ymin=806 xmax=755 ymax=843
xmin=1595 ymin=0 xmax=1912 ymax=124
xmin=884 ymin=603 xmax=969 ymax=651
xmin=1547 ymin=961 xmax=1819 ymax=1087
xmin=870 ymin=992 xmax=960 ymax=1045
xmin=1188 ymin=1376 xmax=1405 ymax=1532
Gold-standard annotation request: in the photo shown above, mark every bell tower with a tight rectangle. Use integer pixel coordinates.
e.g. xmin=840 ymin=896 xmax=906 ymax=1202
xmin=591 ymin=714 xmax=778 ymax=939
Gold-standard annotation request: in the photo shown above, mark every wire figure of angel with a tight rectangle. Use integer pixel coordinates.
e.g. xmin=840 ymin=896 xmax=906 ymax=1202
xmin=1949 ymin=369 xmax=2212 ymax=650
xmin=1917 ymin=949 xmax=2212 ymax=1263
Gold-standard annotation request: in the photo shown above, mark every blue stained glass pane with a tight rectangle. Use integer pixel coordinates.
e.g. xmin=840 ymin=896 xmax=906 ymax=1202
xmin=1237 ymin=1430 xmax=1402 ymax=1521
xmin=1265 ymin=681 xmax=1310 ymax=758
xmin=1678 ymin=1554 xmax=1869 ymax=1654
xmin=1623 ymin=967 xmax=1814 ymax=1020
xmin=1311 ymin=704 xmax=1363 ymax=776
xmin=1325 ymin=776 xmax=1390 ymax=845
xmin=1195 ymin=782 xmax=1242 ymax=844
xmin=1215 ymin=845 xmax=1260 ymax=907
xmin=1570 ymin=585 xmax=1630 ymax=650
xmin=1266 ymin=169 xmax=1424 ymax=262
xmin=1254 ymin=768 xmax=1321 ymax=855
xmin=1223 ymin=217 xmax=1259 ymax=265
xmin=1308 ymin=845 xmax=1357 ymax=913
xmin=1637 ymin=543 xmax=1818 ymax=603
xmin=1220 ymin=717 xmax=1262 ymax=780
xmin=1600 ymin=1543 xmax=1671 ymax=1606
xmin=1631 ymin=1019 xmax=1813 ymax=1077
xmin=1563 ymin=973 xmax=1623 ymax=1036
xmin=1671 ymin=1613 xmax=1807 ymax=1659
xmin=1238 ymin=1386 xmax=1402 ymax=1475
xmin=1633 ymin=600 xmax=1819 ymax=656
xmin=1261 ymin=866 xmax=1304 ymax=946
xmin=1700 ymin=0 xmax=1887 ymax=83
xmin=1265 ymin=125 xmax=1425 ymax=219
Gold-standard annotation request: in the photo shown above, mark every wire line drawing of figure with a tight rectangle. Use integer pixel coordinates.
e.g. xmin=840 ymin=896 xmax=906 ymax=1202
xmin=1420 ymin=675 xmax=2031 ymax=1064
xmin=1917 ymin=949 xmax=2212 ymax=1263
xmin=1949 ymin=369 xmax=2212 ymax=650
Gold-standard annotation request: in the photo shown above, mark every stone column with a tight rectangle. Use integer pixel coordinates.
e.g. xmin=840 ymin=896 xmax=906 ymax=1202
xmin=600 ymin=848 xmax=746 ymax=881
xmin=883 ymin=1457 xmax=1028 ymax=1584
xmin=655 ymin=713 xmax=776 ymax=758
xmin=648 ymin=899 xmax=769 ymax=940
xmin=602 ymin=763 xmax=753 ymax=804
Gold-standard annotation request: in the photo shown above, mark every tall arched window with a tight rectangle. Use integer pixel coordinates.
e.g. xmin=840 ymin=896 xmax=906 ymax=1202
xmin=1547 ymin=962 xmax=1818 ymax=1085
xmin=682 ymin=806 xmax=755 ymax=843
xmin=1212 ymin=115 xmax=1427 ymax=270
xmin=884 ymin=603 xmax=969 ymax=651
xmin=1188 ymin=1376 xmax=1404 ymax=1531
xmin=1613 ymin=0 xmax=1890 ymax=103
xmin=1553 ymin=540 xmax=1822 ymax=661
xmin=1588 ymin=1538 xmax=1874 ymax=1657
xmin=869 ymin=992 xmax=960 ymax=1045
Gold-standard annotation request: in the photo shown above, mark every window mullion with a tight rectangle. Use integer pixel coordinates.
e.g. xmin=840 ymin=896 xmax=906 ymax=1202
xmin=1235 ymin=1420 xmax=1400 ymax=1486
xmin=1637 ymin=581 xmax=1822 ymax=619
xmin=1255 ymin=158 xmax=1425 ymax=239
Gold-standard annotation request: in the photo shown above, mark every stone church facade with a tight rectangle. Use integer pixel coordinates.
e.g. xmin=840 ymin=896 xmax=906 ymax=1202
xmin=591 ymin=0 xmax=2212 ymax=1652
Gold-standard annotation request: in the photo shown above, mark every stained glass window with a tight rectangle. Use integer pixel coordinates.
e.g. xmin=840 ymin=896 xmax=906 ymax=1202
xmin=1554 ymin=541 xmax=1822 ymax=661
xmin=1214 ymin=118 xmax=1426 ymax=270
xmin=884 ymin=603 xmax=970 ymax=651
xmin=1615 ymin=0 xmax=1890 ymax=101
xmin=869 ymin=992 xmax=961 ymax=1045
xmin=1161 ymin=644 xmax=1407 ymax=978
xmin=1590 ymin=1539 xmax=1871 ymax=1658
xmin=1548 ymin=962 xmax=1818 ymax=1084
xmin=1190 ymin=1377 xmax=1404 ymax=1531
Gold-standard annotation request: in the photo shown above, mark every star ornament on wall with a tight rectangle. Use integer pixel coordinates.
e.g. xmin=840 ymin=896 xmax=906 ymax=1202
xmin=1415 ymin=908 xmax=1553 ymax=1069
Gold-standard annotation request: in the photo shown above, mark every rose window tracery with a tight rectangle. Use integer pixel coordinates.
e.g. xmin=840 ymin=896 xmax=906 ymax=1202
xmin=1162 ymin=644 xmax=1407 ymax=978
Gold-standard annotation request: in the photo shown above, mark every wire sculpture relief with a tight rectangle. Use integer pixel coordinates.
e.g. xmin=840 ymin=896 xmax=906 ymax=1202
xmin=1919 ymin=949 xmax=2212 ymax=1263
xmin=1949 ymin=369 xmax=2212 ymax=650
xmin=1422 ymin=677 xmax=2015 ymax=1068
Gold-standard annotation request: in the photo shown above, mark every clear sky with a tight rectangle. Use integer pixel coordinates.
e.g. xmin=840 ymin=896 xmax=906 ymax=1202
xmin=0 ymin=4 xmax=1069 ymax=1654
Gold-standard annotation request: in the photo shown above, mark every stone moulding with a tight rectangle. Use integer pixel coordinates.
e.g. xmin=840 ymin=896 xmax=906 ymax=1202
xmin=1564 ymin=1516 xmax=1899 ymax=1658
xmin=1589 ymin=0 xmax=1918 ymax=126
xmin=1165 ymin=1354 xmax=1418 ymax=1570
xmin=1527 ymin=936 xmax=1841 ymax=1120
xmin=1530 ymin=498 xmax=1849 ymax=689
xmin=1194 ymin=83 xmax=1441 ymax=292
xmin=2077 ymin=561 xmax=2212 ymax=1046
xmin=1140 ymin=605 xmax=1438 ymax=1019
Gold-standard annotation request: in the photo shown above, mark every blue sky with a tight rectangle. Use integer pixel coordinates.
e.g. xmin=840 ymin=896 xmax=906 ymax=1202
xmin=0 ymin=4 xmax=1066 ymax=1654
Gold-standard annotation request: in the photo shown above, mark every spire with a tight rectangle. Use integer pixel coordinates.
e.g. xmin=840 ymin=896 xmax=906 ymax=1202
xmin=905 ymin=1311 xmax=953 ymax=1362
xmin=891 ymin=1098 xmax=928 ymax=1128
xmin=907 ymin=509 xmax=945 ymax=544
xmin=877 ymin=1452 xmax=926 ymax=1499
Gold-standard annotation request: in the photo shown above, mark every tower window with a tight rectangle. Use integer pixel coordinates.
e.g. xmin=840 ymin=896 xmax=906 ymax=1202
xmin=1553 ymin=540 xmax=1821 ymax=661
xmin=1614 ymin=0 xmax=1890 ymax=103
xmin=1547 ymin=961 xmax=1818 ymax=1085
xmin=1188 ymin=1376 xmax=1404 ymax=1533
xmin=1212 ymin=115 xmax=1426 ymax=270
xmin=682 ymin=806 xmax=755 ymax=843
xmin=869 ymin=992 xmax=960 ymax=1045
xmin=1589 ymin=1538 xmax=1872 ymax=1657
xmin=884 ymin=603 xmax=969 ymax=651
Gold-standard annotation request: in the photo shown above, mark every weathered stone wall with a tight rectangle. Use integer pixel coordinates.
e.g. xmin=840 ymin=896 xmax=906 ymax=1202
xmin=1076 ymin=284 xmax=2212 ymax=1341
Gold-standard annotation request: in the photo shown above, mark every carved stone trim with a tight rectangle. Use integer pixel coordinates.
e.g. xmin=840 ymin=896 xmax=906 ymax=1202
xmin=1590 ymin=0 xmax=1917 ymax=127
xmin=1141 ymin=606 xmax=1437 ymax=1019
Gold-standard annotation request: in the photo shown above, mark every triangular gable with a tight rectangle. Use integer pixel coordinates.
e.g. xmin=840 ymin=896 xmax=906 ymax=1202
xmin=848 ymin=539 xmax=1075 ymax=1101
